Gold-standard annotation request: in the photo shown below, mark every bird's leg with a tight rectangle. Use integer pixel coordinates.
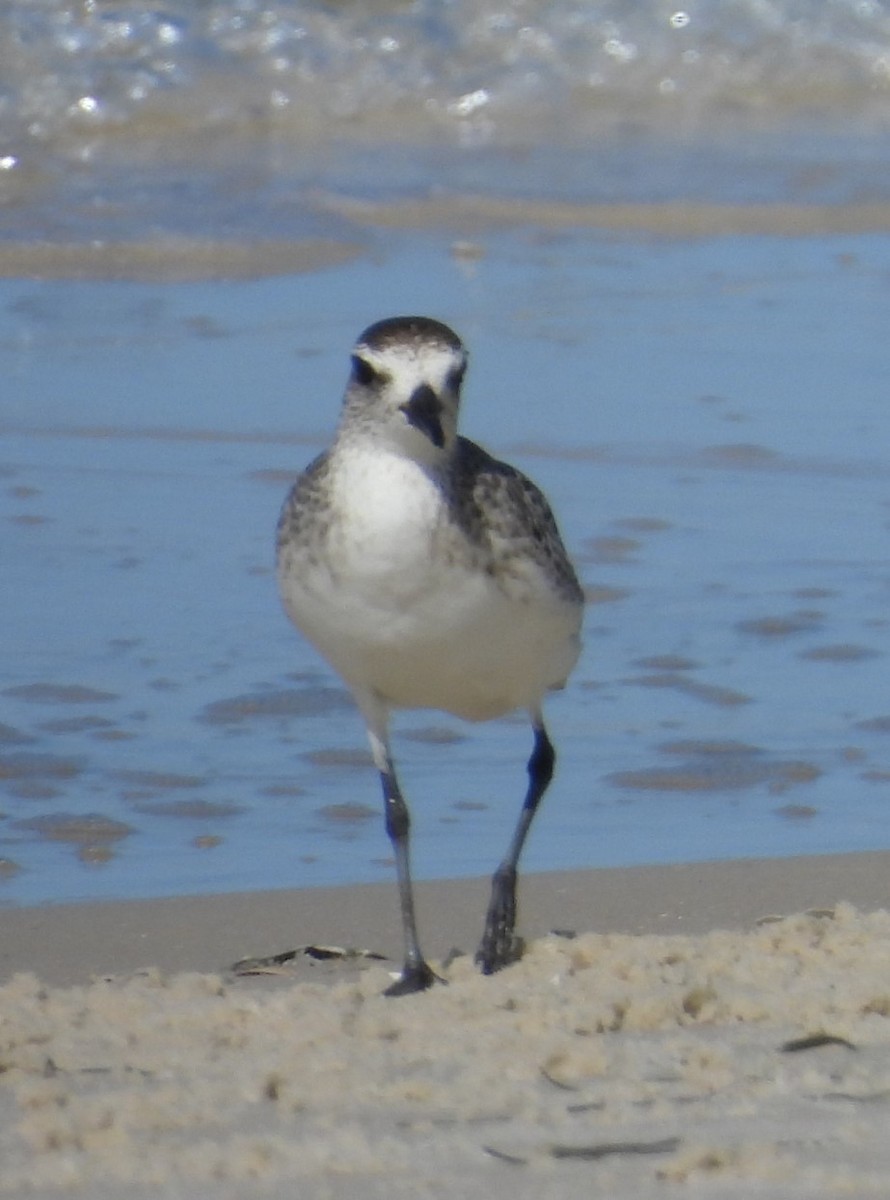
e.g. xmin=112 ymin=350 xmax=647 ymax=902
xmin=476 ymin=715 xmax=555 ymax=975
xmin=364 ymin=718 xmax=440 ymax=997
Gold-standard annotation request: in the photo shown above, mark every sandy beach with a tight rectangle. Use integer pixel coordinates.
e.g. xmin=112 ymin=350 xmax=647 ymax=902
xmin=1 ymin=854 xmax=889 ymax=1197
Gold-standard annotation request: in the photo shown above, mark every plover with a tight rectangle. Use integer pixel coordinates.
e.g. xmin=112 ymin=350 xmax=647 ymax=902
xmin=276 ymin=316 xmax=583 ymax=995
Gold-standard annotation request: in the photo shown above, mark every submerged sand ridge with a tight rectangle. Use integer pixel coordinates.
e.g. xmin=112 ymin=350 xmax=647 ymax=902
xmin=1 ymin=892 xmax=890 ymax=1197
xmin=5 ymin=199 xmax=890 ymax=283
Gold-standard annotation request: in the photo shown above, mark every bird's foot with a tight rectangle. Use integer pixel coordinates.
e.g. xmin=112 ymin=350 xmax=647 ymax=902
xmin=384 ymin=959 xmax=444 ymax=997
xmin=475 ymin=866 xmax=525 ymax=975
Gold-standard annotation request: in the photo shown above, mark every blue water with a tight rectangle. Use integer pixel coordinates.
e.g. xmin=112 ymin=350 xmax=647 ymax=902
xmin=3 ymin=227 xmax=890 ymax=905
xmin=1 ymin=1 xmax=889 ymax=904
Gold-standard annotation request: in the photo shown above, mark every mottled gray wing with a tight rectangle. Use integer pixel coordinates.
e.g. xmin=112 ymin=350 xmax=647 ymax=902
xmin=452 ymin=437 xmax=583 ymax=605
xmin=276 ymin=451 xmax=333 ymax=556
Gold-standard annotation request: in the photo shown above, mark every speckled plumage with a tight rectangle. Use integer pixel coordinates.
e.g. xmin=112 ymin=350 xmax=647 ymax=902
xmin=277 ymin=433 xmax=582 ymax=617
xmin=276 ymin=316 xmax=583 ymax=995
xmin=446 ymin=436 xmax=584 ymax=607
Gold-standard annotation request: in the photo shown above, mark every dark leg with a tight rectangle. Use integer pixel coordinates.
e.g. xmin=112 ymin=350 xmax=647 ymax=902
xmin=379 ymin=761 xmax=439 ymax=996
xmin=475 ymin=716 xmax=555 ymax=975
xmin=362 ymin=710 xmax=439 ymax=997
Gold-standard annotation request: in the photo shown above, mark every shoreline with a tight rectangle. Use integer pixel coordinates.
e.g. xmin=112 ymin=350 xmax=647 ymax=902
xmin=4 ymin=849 xmax=888 ymax=988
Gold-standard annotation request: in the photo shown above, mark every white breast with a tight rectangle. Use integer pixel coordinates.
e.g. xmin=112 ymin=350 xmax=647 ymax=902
xmin=278 ymin=446 xmax=581 ymax=721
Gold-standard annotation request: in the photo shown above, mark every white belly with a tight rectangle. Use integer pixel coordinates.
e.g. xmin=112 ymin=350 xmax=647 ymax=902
xmin=278 ymin=449 xmax=580 ymax=720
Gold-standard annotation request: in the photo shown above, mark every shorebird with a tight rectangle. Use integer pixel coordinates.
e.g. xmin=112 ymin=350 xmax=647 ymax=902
xmin=276 ymin=316 xmax=583 ymax=995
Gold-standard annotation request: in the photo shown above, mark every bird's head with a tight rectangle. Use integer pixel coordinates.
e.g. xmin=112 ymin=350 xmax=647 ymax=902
xmin=339 ymin=316 xmax=467 ymax=463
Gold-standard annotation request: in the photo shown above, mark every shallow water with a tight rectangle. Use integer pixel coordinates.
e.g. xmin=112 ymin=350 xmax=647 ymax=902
xmin=2 ymin=0 xmax=890 ymax=904
xmin=3 ymin=227 xmax=890 ymax=905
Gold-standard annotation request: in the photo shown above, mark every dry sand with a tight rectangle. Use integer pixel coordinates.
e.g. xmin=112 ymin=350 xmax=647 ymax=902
xmin=2 ymin=854 xmax=890 ymax=1197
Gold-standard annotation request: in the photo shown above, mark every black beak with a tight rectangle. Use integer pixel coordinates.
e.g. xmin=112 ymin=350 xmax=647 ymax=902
xmin=401 ymin=384 xmax=445 ymax=449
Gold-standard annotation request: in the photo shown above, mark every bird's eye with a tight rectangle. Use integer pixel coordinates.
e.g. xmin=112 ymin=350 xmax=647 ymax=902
xmin=351 ymin=354 xmax=379 ymax=387
xmin=446 ymin=362 xmax=466 ymax=392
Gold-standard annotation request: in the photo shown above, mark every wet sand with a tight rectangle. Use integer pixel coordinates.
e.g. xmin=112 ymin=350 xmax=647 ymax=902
xmin=2 ymin=854 xmax=890 ymax=1197
xmin=317 ymin=193 xmax=890 ymax=236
